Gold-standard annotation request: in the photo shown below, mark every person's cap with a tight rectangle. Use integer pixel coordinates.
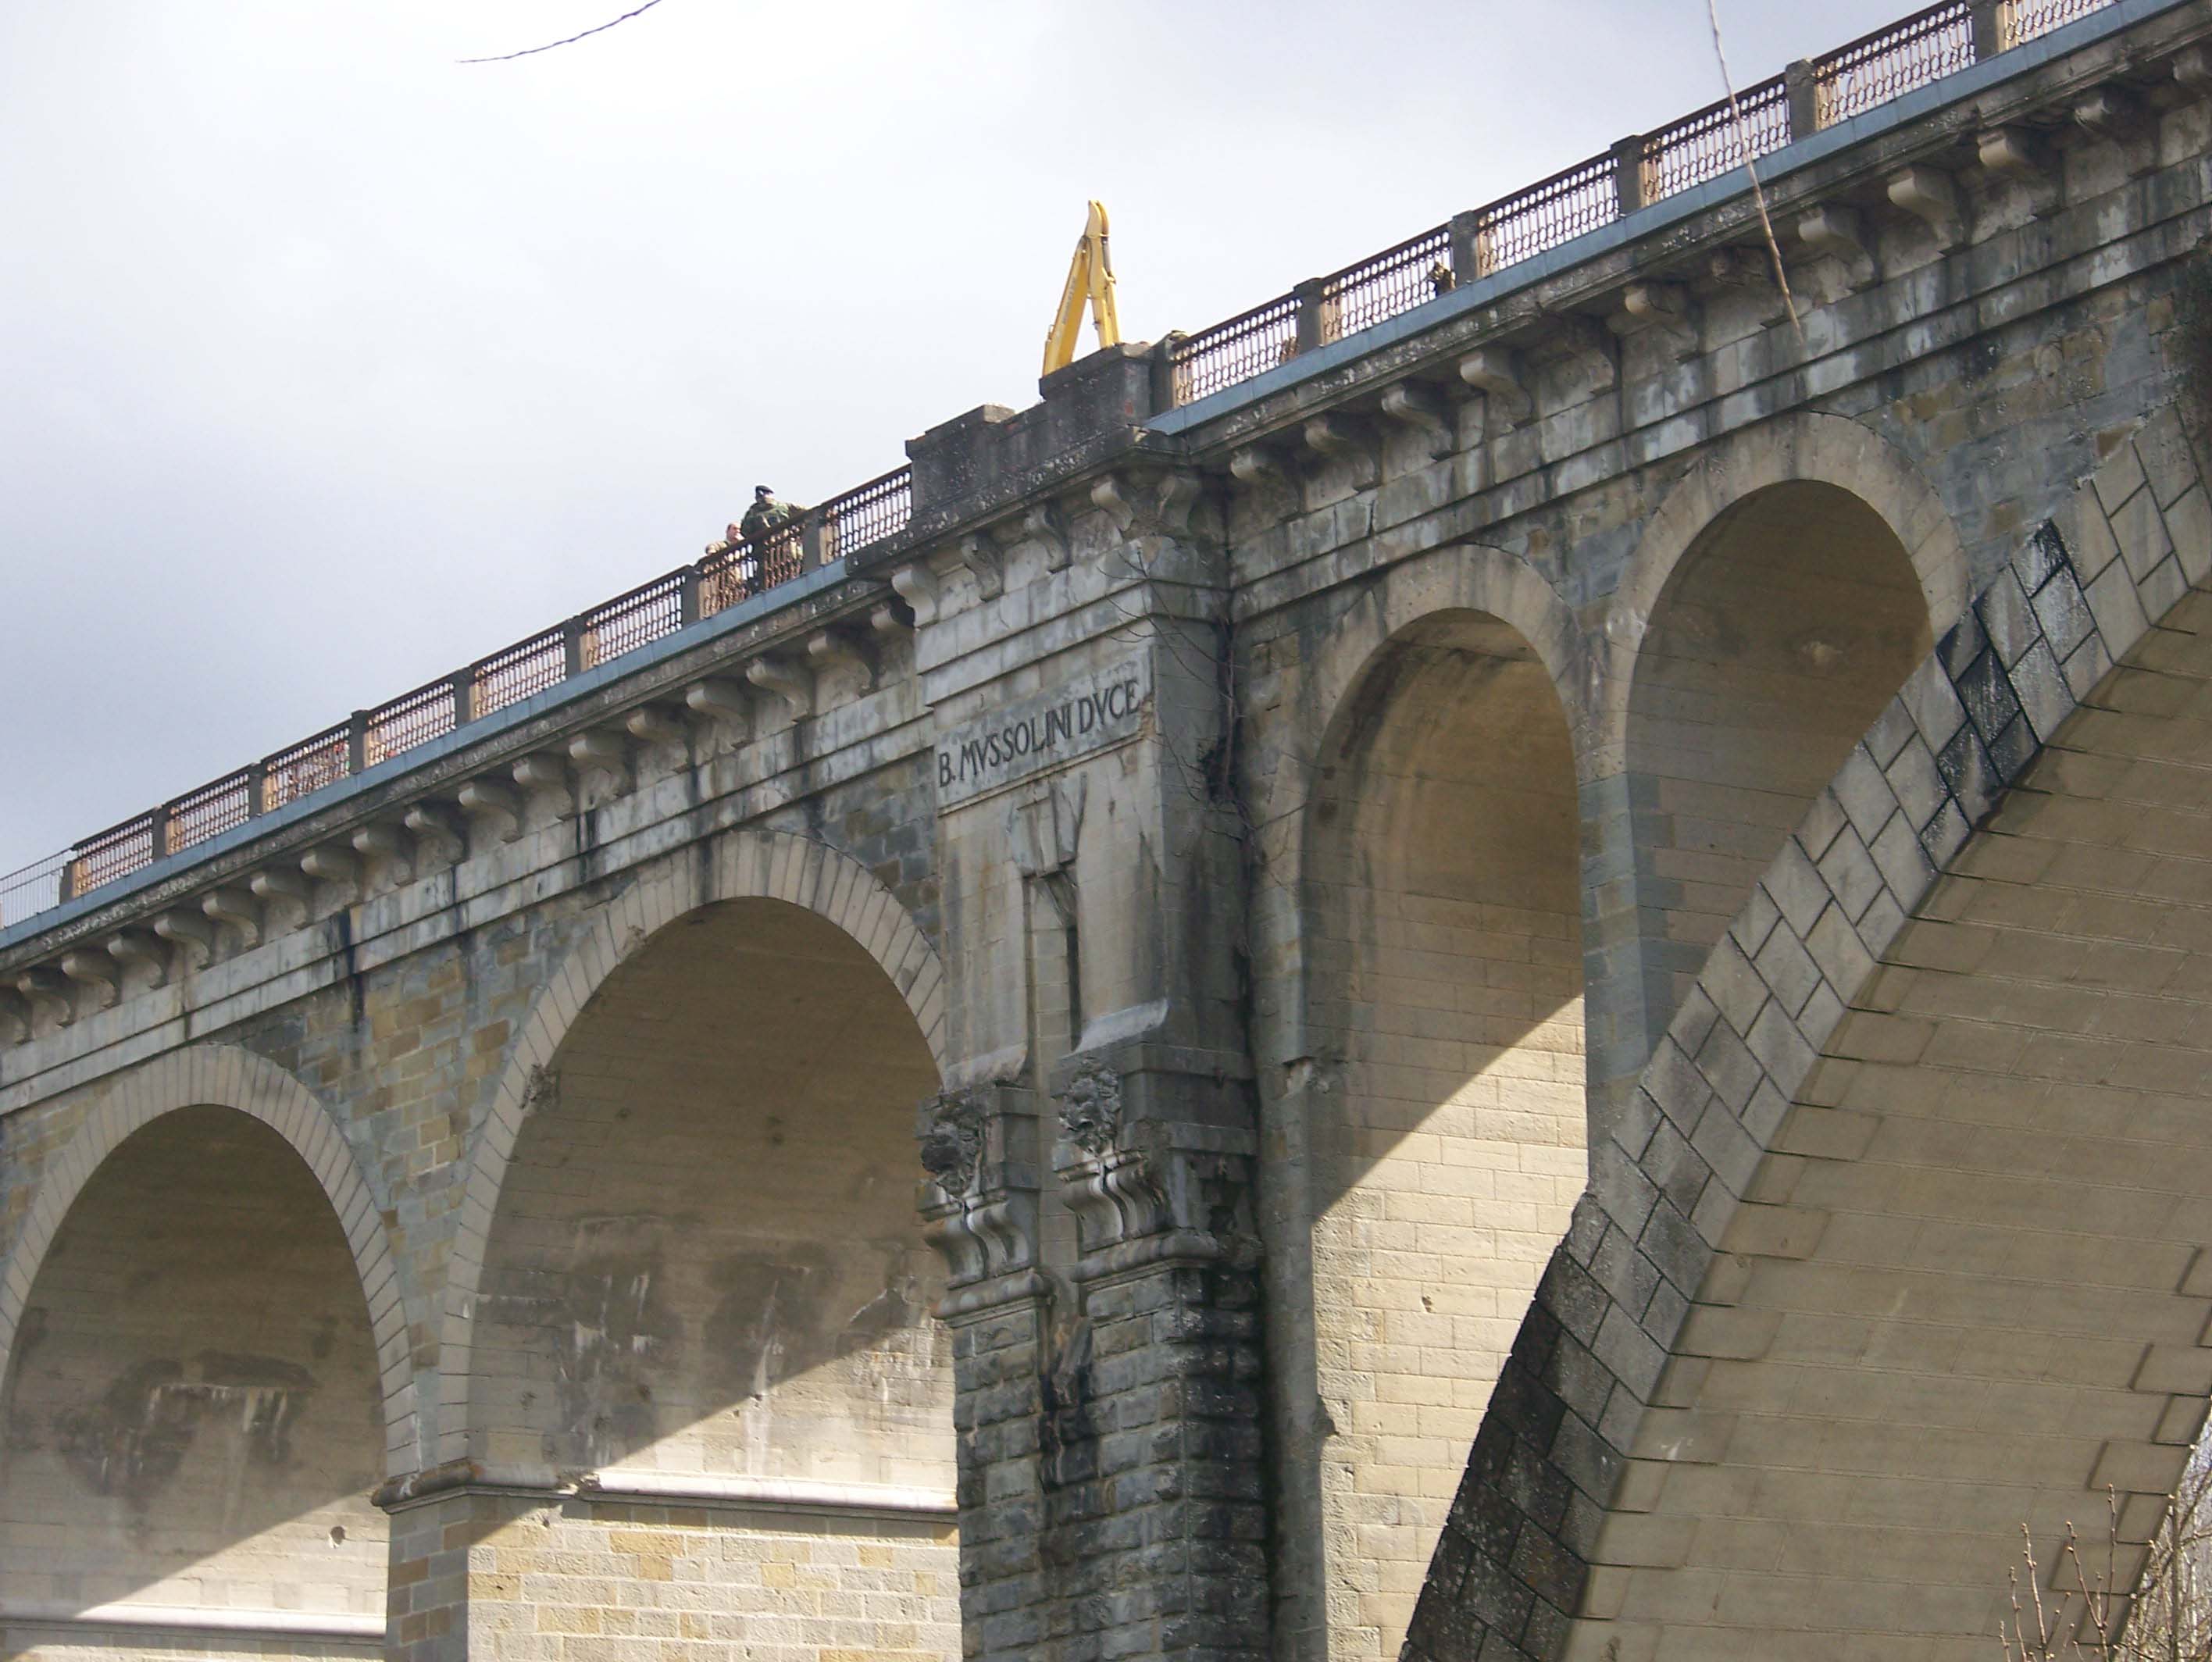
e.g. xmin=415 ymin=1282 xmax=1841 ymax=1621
xmin=754 ymin=484 xmax=772 ymax=497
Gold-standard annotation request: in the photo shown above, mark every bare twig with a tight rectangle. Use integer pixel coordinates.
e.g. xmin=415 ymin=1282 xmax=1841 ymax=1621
xmin=1704 ymin=0 xmax=1805 ymax=348
xmin=458 ymin=0 xmax=667 ymax=64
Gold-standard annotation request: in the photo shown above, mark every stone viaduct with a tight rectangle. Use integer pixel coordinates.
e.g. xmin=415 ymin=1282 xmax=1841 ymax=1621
xmin=7 ymin=2 xmax=2212 ymax=1657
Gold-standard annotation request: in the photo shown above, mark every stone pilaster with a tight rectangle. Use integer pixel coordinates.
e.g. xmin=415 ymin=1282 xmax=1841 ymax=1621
xmin=919 ymin=1078 xmax=1054 ymax=1662
xmin=376 ymin=1478 xmax=486 ymax=1662
xmin=1045 ymin=1046 xmax=1268 ymax=1662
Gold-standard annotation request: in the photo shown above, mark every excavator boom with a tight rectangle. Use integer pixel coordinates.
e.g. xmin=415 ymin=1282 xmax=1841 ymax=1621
xmin=1042 ymin=200 xmax=1121 ymax=376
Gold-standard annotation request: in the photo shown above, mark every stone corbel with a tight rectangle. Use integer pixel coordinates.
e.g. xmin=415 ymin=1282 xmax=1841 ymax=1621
xmin=250 ymin=865 xmax=312 ymax=932
xmin=511 ymin=754 xmax=573 ymax=818
xmin=106 ymin=929 xmax=169 ymax=990
xmin=683 ymin=679 xmax=751 ymax=744
xmin=2174 ymin=45 xmax=2212 ymax=96
xmin=1536 ymin=315 xmax=1619 ymax=399
xmin=624 ymin=704 xmax=686 ymax=748
xmin=1155 ymin=470 xmax=1204 ymax=537
xmin=1797 ymin=203 xmax=1877 ymax=290
xmin=949 ymin=533 xmax=1004 ymax=602
xmin=623 ymin=704 xmax=681 ymax=752
xmin=1228 ymin=442 xmax=1290 ymax=491
xmin=1023 ymin=501 xmax=1071 ymax=573
xmin=2074 ymin=84 xmax=2148 ymax=149
xmin=1090 ymin=473 xmax=1138 ymax=536
xmin=1379 ymin=381 xmax=1457 ymax=460
xmin=869 ymin=598 xmax=914 ymax=639
xmin=0 ymin=989 xmax=26 ymax=1044
xmin=745 ymin=654 xmax=813 ymax=722
xmin=806 ymin=627 xmax=876 ymax=692
xmin=401 ymin=801 xmax=466 ymax=868
xmin=352 ymin=822 xmax=416 ymax=884
xmin=1886 ymin=163 xmax=1964 ymax=251
xmin=60 ymin=950 xmax=120 ymax=1009
xmin=916 ymin=1077 xmax=1046 ymax=1313
xmin=1976 ymin=125 xmax=2059 ymax=213
xmin=298 ymin=848 xmax=359 ymax=894
xmin=1300 ymin=413 xmax=1379 ymax=490
xmin=1704 ymin=247 xmax=1792 ymax=326
xmin=16 ymin=967 xmax=72 ymax=1029
xmin=890 ymin=563 xmax=941 ymax=627
xmin=567 ymin=732 xmax=632 ymax=801
xmin=1457 ymin=346 xmax=1534 ymax=438
xmin=1228 ymin=441 xmax=1299 ymax=519
xmin=457 ymin=778 xmax=523 ymax=843
xmin=1616 ymin=280 xmax=1700 ymax=362
xmin=202 ymin=886 xmax=262 ymax=946
xmin=153 ymin=909 xmax=216 ymax=968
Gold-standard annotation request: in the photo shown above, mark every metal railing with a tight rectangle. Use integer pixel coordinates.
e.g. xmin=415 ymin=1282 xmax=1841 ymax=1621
xmin=1328 ymin=225 xmax=1456 ymax=338
xmin=2014 ymin=0 xmax=2108 ymax=34
xmin=1166 ymin=0 xmax=2114 ymax=407
xmin=1814 ymin=1 xmax=1978 ymax=126
xmin=0 ymin=0 xmax=2135 ymax=939
xmin=2 ymin=467 xmax=913 ymax=929
xmin=1643 ymin=77 xmax=1794 ymax=202
xmin=1471 ymin=153 xmax=1620 ymax=274
xmin=1169 ymin=291 xmax=1302 ymax=406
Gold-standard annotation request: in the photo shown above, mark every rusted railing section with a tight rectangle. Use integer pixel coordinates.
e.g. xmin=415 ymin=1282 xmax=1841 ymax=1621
xmin=1166 ymin=0 xmax=2111 ymax=402
xmin=2 ymin=468 xmax=913 ymax=926
xmin=0 ymin=0 xmax=2134 ymax=934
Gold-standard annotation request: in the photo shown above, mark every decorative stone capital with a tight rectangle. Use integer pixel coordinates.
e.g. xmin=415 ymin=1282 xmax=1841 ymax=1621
xmin=915 ymin=1075 xmax=1044 ymax=1312
xmin=1050 ymin=1046 xmax=1260 ymax=1281
xmin=1055 ymin=1051 xmax=1122 ymax=1159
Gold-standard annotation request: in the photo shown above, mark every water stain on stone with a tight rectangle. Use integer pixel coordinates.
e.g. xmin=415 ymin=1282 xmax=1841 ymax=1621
xmin=55 ymin=1352 xmax=316 ymax=1505
xmin=480 ymin=1221 xmax=680 ymax=1469
xmin=702 ymin=1241 xmax=917 ymax=1403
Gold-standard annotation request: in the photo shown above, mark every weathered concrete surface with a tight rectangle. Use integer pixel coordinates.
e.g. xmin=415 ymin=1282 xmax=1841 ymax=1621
xmin=4 ymin=5 xmax=2212 ymax=1660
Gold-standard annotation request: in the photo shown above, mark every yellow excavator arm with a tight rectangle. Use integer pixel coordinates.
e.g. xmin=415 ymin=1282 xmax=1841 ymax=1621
xmin=1041 ymin=200 xmax=1121 ymax=377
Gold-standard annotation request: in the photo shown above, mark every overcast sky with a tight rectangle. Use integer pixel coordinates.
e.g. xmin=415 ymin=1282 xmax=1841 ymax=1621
xmin=0 ymin=0 xmax=1912 ymax=881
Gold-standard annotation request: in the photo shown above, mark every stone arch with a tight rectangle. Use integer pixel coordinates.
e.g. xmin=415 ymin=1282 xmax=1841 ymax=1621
xmin=1397 ymin=421 xmax=2210 ymax=1658
xmin=433 ymin=827 xmax=947 ymax=1465
xmin=1601 ymin=409 xmax=1969 ymax=722
xmin=0 ymin=1041 xmax=413 ymax=1476
xmin=1250 ymin=540 xmax=1589 ymax=1061
xmin=1261 ymin=547 xmax=1593 ymax=1662
xmin=1591 ymin=412 xmax=1965 ymax=1111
